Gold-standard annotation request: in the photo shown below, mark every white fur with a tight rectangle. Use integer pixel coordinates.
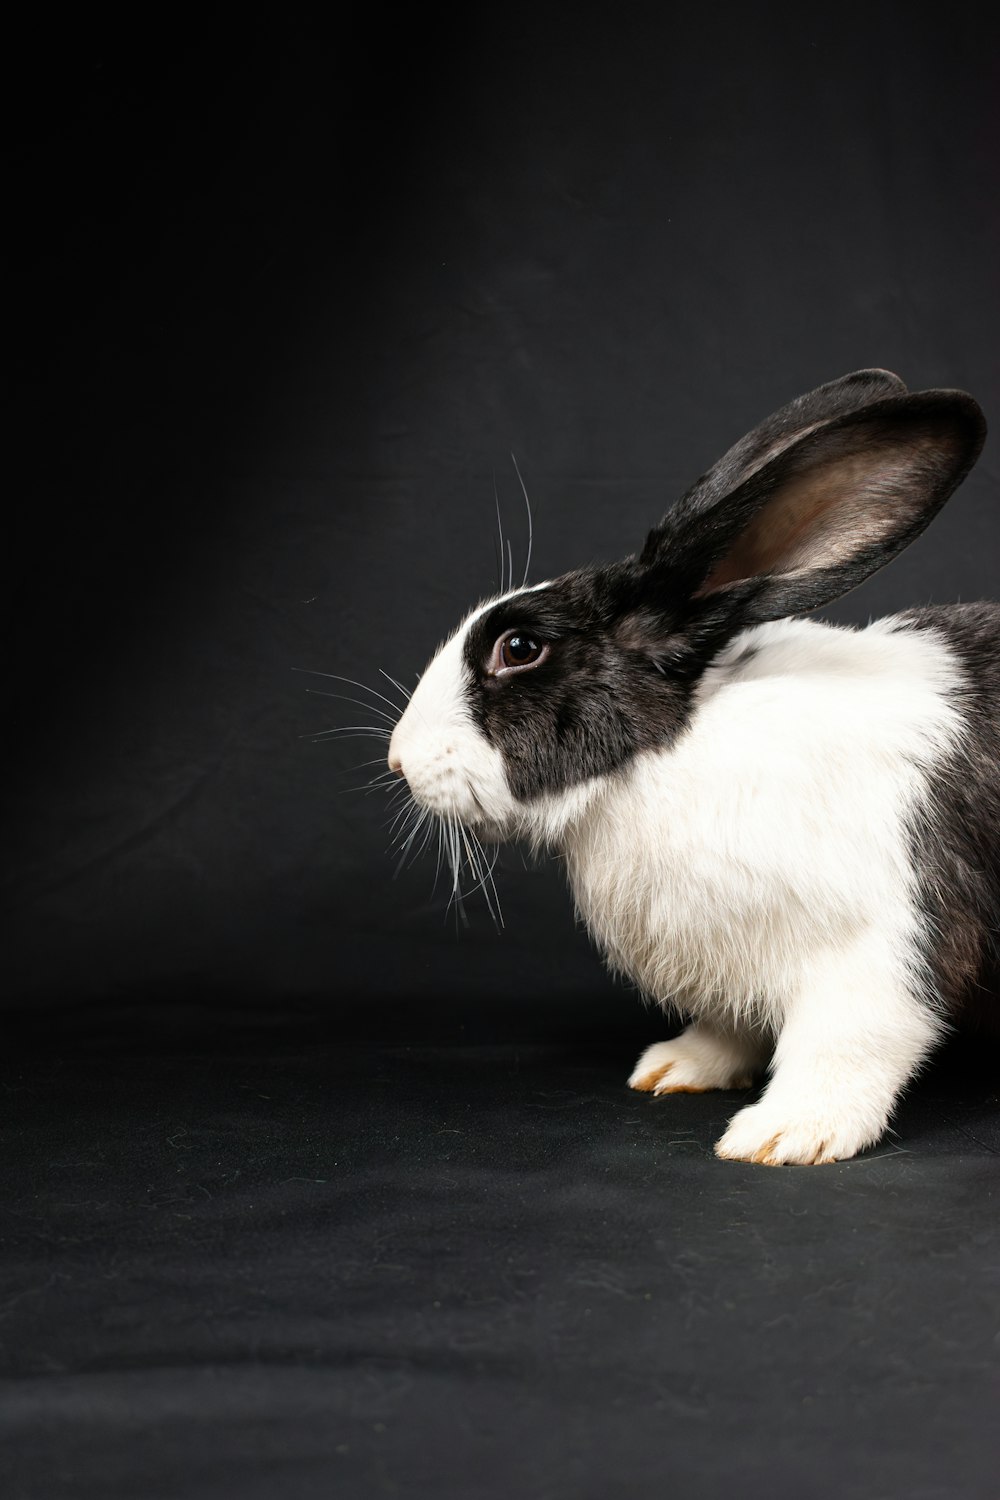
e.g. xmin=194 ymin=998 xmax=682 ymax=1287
xmin=392 ymin=610 xmax=966 ymax=1164
xmin=629 ymin=1022 xmax=769 ymax=1093
xmin=388 ymin=585 xmax=553 ymax=826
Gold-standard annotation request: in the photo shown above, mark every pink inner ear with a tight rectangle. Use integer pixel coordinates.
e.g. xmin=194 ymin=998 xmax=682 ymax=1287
xmin=695 ymin=443 xmax=931 ymax=594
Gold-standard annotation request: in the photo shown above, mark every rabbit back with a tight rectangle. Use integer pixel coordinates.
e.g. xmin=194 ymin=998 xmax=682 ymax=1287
xmin=903 ymin=602 xmax=1000 ymax=1025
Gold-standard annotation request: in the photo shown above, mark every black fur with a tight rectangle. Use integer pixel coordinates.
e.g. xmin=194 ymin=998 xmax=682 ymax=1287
xmin=462 ymin=564 xmax=699 ymax=802
xmin=902 ymin=603 xmax=1000 ymax=1025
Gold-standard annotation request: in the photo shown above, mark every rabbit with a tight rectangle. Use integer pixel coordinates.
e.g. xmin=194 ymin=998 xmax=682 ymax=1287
xmin=386 ymin=369 xmax=997 ymax=1164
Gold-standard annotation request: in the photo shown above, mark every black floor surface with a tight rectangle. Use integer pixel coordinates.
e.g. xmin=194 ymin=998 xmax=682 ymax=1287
xmin=1 ymin=1016 xmax=997 ymax=1500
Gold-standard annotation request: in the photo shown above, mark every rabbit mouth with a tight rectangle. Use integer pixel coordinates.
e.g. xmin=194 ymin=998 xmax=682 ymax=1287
xmin=408 ymin=776 xmax=481 ymax=822
xmin=405 ymin=768 xmax=513 ymax=832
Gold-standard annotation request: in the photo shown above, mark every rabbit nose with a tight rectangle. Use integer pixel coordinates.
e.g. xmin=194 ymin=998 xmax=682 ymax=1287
xmin=388 ymin=752 xmax=406 ymax=779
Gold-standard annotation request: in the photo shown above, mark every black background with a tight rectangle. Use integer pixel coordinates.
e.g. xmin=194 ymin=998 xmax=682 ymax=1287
xmin=5 ymin=8 xmax=999 ymax=1499
xmin=8 ymin=5 xmax=999 ymax=1035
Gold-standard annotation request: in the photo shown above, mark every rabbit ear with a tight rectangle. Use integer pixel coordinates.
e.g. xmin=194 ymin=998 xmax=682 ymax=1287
xmin=676 ymin=368 xmax=910 ymax=505
xmin=641 ymin=385 xmax=986 ymax=629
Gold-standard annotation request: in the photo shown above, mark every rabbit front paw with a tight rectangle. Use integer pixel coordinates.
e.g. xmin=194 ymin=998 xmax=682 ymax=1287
xmin=629 ymin=1024 xmax=765 ymax=1095
xmin=714 ymin=1096 xmax=883 ymax=1165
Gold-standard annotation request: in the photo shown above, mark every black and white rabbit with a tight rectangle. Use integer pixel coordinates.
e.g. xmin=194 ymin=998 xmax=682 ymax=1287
xmin=387 ymin=370 xmax=998 ymax=1164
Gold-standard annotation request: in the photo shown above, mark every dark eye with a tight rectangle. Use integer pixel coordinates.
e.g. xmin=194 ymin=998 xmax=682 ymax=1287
xmin=490 ymin=630 xmax=549 ymax=675
xmin=503 ymin=633 xmax=541 ymax=666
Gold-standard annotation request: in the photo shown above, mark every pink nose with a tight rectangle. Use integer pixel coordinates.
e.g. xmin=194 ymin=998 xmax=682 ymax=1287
xmin=388 ymin=753 xmax=405 ymax=779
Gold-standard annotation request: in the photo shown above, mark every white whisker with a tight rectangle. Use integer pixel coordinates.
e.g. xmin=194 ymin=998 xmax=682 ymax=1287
xmin=511 ymin=451 xmax=534 ymax=588
xmin=303 ymin=726 xmax=392 ymax=741
xmin=303 ymin=688 xmax=398 ymax=725
xmin=493 ymin=468 xmax=507 ymax=594
xmin=447 ymin=815 xmax=463 ymax=903
xmin=457 ymin=823 xmax=501 ymax=931
xmin=387 ymin=798 xmax=417 ymax=839
xmin=369 ymin=776 xmax=408 ymax=798
xmin=432 ymin=819 xmax=445 ymax=894
xmin=293 ymin=668 xmax=406 ymax=720
xmin=379 ymin=667 xmax=411 ymax=703
xmin=393 ymin=808 xmax=430 ymax=875
xmin=359 ymin=770 xmax=408 ymax=797
xmin=390 ymin=819 xmax=420 ymax=858
xmin=338 ymin=770 xmax=400 ymax=796
xmin=469 ymin=827 xmax=504 ymax=929
xmin=412 ymin=815 xmax=435 ymax=866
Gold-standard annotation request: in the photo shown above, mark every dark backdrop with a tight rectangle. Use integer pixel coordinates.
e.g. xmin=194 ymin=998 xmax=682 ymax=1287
xmin=8 ymin=5 xmax=999 ymax=1041
xmin=6 ymin=13 xmax=1000 ymax=1500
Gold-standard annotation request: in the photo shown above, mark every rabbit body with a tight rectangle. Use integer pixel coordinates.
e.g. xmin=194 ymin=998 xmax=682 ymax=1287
xmin=387 ymin=370 xmax=996 ymax=1163
xmin=564 ymin=611 xmax=985 ymax=1163
xmin=565 ymin=615 xmax=960 ymax=1019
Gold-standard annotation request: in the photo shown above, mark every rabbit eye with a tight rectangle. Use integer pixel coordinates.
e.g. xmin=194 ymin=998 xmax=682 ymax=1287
xmin=490 ymin=630 xmax=549 ymax=675
xmin=503 ymin=633 xmax=541 ymax=666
